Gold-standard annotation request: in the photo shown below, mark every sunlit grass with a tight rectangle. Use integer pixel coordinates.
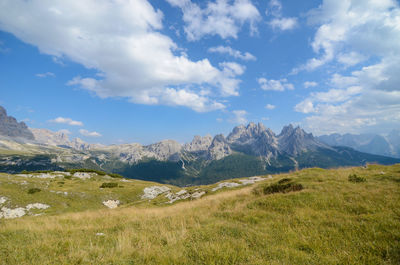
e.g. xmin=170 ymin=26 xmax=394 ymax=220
xmin=0 ymin=164 xmax=399 ymax=264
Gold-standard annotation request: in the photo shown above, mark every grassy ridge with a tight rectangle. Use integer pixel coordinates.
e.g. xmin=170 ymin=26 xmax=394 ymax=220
xmin=0 ymin=164 xmax=399 ymax=264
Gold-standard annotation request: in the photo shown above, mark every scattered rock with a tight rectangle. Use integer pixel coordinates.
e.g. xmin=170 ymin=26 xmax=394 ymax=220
xmin=102 ymin=200 xmax=120 ymax=209
xmin=191 ymin=191 xmax=206 ymax=199
xmin=25 ymin=203 xmax=50 ymax=210
xmin=0 ymin=196 xmax=7 ymax=204
xmin=73 ymin=172 xmax=92 ymax=179
xmin=0 ymin=207 xmax=26 ymax=219
xmin=17 ymin=173 xmax=57 ymax=179
xmin=141 ymin=186 xmax=171 ymax=199
xmin=212 ymin=182 xmax=240 ymax=191
xmin=120 ymin=179 xmax=132 ymax=182
xmin=239 ymin=176 xmax=266 ymax=185
xmin=0 ymin=202 xmax=50 ymax=219
xmin=176 ymin=189 xmax=188 ymax=196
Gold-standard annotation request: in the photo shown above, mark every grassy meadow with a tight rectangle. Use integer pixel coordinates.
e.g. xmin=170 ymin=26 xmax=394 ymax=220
xmin=0 ymin=164 xmax=399 ymax=264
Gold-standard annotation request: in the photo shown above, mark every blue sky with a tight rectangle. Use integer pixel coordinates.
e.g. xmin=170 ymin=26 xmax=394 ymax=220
xmin=1 ymin=0 xmax=399 ymax=144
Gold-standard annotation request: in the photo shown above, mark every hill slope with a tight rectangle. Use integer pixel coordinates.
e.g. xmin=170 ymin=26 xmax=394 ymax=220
xmin=0 ymin=164 xmax=399 ymax=264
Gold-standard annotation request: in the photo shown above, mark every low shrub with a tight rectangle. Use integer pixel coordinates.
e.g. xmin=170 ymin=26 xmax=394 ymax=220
xmin=109 ymin=173 xmax=123 ymax=179
xmin=27 ymin=188 xmax=41 ymax=194
xmin=67 ymin=168 xmax=107 ymax=176
xmin=100 ymin=182 xmax=119 ymax=188
xmin=348 ymin=174 xmax=366 ymax=183
xmin=253 ymin=178 xmax=303 ymax=195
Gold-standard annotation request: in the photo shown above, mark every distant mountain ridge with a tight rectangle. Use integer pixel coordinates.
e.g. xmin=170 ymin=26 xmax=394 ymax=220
xmin=1 ymin=105 xmax=399 ymax=186
xmin=318 ymin=131 xmax=400 ymax=158
xmin=0 ymin=106 xmax=34 ymax=140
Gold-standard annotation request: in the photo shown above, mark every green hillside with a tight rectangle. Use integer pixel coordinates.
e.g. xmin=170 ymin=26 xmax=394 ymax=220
xmin=0 ymin=164 xmax=399 ymax=264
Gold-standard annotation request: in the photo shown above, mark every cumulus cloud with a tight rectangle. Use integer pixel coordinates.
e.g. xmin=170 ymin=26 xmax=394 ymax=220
xmin=79 ymin=129 xmax=102 ymax=137
xmin=230 ymin=110 xmax=248 ymax=124
xmin=258 ymin=77 xmax=294 ymax=91
xmin=166 ymin=0 xmax=261 ymax=40
xmin=294 ymin=0 xmax=400 ymax=72
xmin=49 ymin=117 xmax=83 ymax=126
xmin=303 ymin=81 xmax=318 ymax=88
xmin=294 ymin=0 xmax=400 ymax=134
xmin=35 ymin=72 xmax=55 ymax=78
xmin=265 ymin=104 xmax=275 ymax=110
xmin=208 ymin=46 xmax=256 ymax=61
xmin=0 ymin=0 xmax=245 ymax=112
xmin=266 ymin=0 xmax=298 ymax=31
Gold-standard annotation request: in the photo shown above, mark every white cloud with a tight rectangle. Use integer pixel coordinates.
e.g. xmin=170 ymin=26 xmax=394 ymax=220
xmin=231 ymin=110 xmax=248 ymax=124
xmin=266 ymin=0 xmax=298 ymax=31
xmin=0 ymin=0 xmax=244 ymax=113
xmin=294 ymin=0 xmax=400 ymax=134
xmin=269 ymin=17 xmax=298 ymax=31
xmin=258 ymin=77 xmax=294 ymax=91
xmin=166 ymin=0 xmax=261 ymax=40
xmin=295 ymin=0 xmax=400 ymax=72
xmin=294 ymin=99 xmax=315 ymax=114
xmin=49 ymin=117 xmax=83 ymax=126
xmin=35 ymin=72 xmax=55 ymax=78
xmin=303 ymin=81 xmax=318 ymax=88
xmin=208 ymin=46 xmax=256 ymax=61
xmin=79 ymin=129 xmax=102 ymax=137
xmin=337 ymin=52 xmax=366 ymax=67
xmin=265 ymin=104 xmax=275 ymax=110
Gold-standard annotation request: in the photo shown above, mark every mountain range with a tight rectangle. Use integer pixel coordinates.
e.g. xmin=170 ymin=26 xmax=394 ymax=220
xmin=318 ymin=131 xmax=400 ymax=158
xmin=0 ymin=105 xmax=399 ymax=186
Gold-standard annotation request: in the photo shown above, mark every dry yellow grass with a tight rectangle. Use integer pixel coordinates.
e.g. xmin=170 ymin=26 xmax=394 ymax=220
xmin=1 ymin=164 xmax=399 ymax=264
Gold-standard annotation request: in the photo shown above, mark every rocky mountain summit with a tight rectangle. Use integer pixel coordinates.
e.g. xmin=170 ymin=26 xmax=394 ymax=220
xmin=0 ymin=106 xmax=34 ymax=140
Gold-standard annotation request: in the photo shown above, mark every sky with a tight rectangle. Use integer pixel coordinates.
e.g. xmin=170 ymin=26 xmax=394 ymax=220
xmin=0 ymin=0 xmax=399 ymax=145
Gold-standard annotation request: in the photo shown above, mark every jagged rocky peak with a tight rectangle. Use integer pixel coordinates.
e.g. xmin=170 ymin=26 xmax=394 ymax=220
xmin=0 ymin=106 xmax=34 ymax=140
xmin=184 ymin=134 xmax=213 ymax=152
xmin=145 ymin=140 xmax=182 ymax=160
xmin=227 ymin=122 xmax=274 ymax=144
xmin=207 ymin=134 xmax=232 ymax=160
xmin=278 ymin=124 xmax=326 ymax=156
xmin=30 ymin=128 xmax=70 ymax=146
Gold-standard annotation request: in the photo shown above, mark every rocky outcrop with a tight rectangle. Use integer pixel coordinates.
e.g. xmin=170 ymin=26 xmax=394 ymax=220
xmin=227 ymin=122 xmax=279 ymax=157
xmin=207 ymin=134 xmax=232 ymax=160
xmin=30 ymin=128 xmax=70 ymax=146
xmin=0 ymin=106 xmax=34 ymax=140
xmin=145 ymin=140 xmax=182 ymax=161
xmin=278 ymin=124 xmax=327 ymax=156
xmin=184 ymin=135 xmax=213 ymax=153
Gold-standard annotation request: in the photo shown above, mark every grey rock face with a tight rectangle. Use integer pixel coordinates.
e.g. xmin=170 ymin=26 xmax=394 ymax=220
xmin=30 ymin=128 xmax=101 ymax=151
xmin=278 ymin=124 xmax=327 ymax=156
xmin=207 ymin=134 xmax=232 ymax=160
xmin=145 ymin=140 xmax=182 ymax=161
xmin=30 ymin=128 xmax=70 ymax=146
xmin=0 ymin=106 xmax=34 ymax=140
xmin=184 ymin=135 xmax=213 ymax=153
xmin=227 ymin=122 xmax=279 ymax=157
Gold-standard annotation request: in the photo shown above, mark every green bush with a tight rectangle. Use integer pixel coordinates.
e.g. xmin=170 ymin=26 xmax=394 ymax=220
xmin=27 ymin=188 xmax=41 ymax=194
xmin=100 ymin=182 xmax=119 ymax=188
xmin=253 ymin=178 xmax=303 ymax=195
xmin=109 ymin=173 xmax=123 ymax=178
xmin=348 ymin=174 xmax=366 ymax=183
xmin=21 ymin=170 xmax=53 ymax=174
xmin=67 ymin=168 xmax=107 ymax=176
